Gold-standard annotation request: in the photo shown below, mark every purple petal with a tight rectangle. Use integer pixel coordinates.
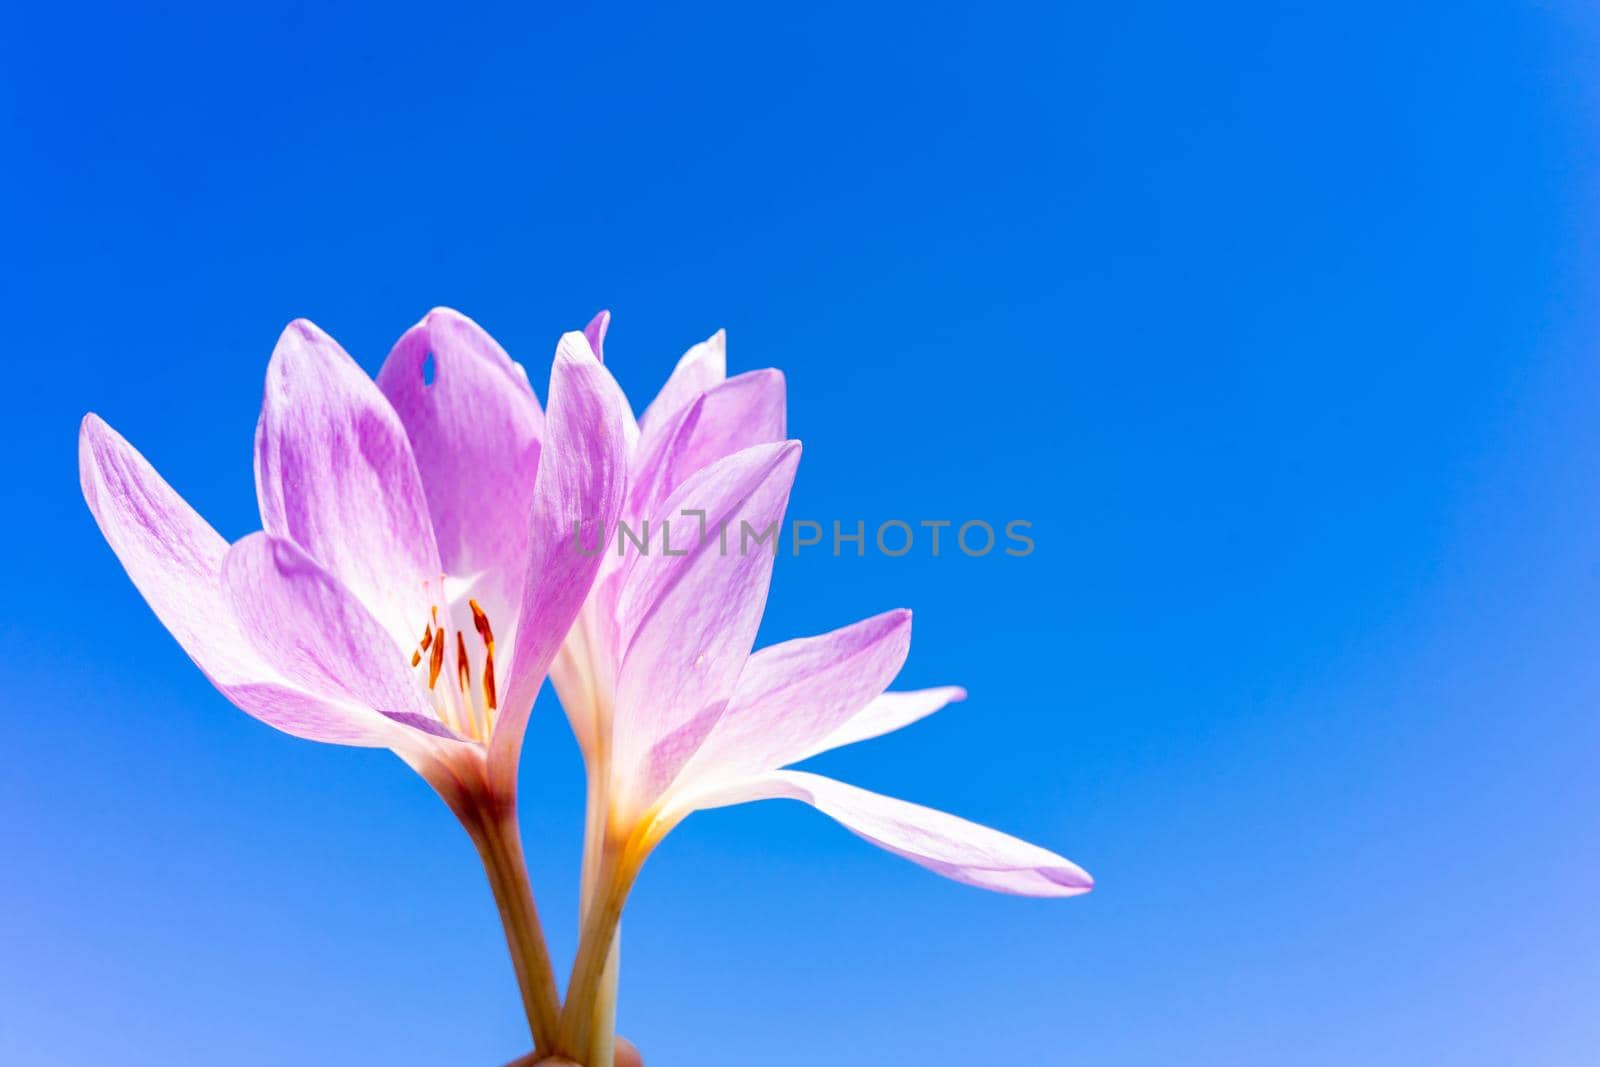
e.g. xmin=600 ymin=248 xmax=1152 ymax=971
xmin=675 ymin=609 xmax=912 ymax=789
xmin=492 ymin=332 xmax=630 ymax=773
xmin=376 ymin=308 xmax=543 ymax=650
xmin=79 ymin=416 xmax=403 ymax=746
xmin=584 ymin=310 xmax=610 ymax=361
xmin=689 ymin=770 xmax=1093 ymax=898
xmin=254 ymin=319 xmax=442 ymax=648
xmin=221 ymin=533 xmax=448 ymax=737
xmin=629 ymin=369 xmax=786 ymax=523
xmin=610 ymin=440 xmax=802 ymax=815
xmin=797 ymin=686 xmax=968 ymax=761
xmin=636 ymin=329 xmax=726 ymax=441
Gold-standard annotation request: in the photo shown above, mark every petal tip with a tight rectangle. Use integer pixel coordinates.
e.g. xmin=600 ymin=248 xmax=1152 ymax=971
xmin=283 ymin=317 xmax=323 ymax=342
xmin=584 ymin=310 xmax=611 ymax=361
xmin=1053 ymin=865 xmax=1094 ymax=895
xmin=555 ymin=329 xmax=601 ymax=366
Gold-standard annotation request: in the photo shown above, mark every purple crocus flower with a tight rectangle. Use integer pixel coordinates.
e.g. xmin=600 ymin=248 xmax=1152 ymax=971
xmin=79 ymin=310 xmax=628 ymax=1053
xmin=547 ymin=320 xmax=1091 ymax=1060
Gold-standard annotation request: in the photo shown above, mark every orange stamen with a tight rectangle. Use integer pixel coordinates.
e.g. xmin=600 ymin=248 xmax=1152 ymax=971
xmin=469 ymin=599 xmax=498 ymax=712
xmin=427 ymin=627 xmax=445 ymax=689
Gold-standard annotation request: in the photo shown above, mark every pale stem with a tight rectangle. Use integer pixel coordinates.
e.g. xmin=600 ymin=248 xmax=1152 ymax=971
xmin=573 ymin=752 xmax=624 ymax=1066
xmin=558 ymin=853 xmax=632 ymax=1058
xmin=560 ymin=792 xmax=641 ymax=1060
xmin=463 ymin=800 xmax=564 ymax=1054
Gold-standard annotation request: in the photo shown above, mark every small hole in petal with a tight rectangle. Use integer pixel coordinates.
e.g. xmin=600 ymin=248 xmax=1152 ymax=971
xmin=421 ymin=352 xmax=437 ymax=387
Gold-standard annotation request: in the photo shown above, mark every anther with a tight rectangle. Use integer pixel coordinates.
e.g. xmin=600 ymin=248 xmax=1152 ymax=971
xmin=411 ymin=650 xmax=421 ymax=667
xmin=469 ymin=599 xmax=498 ymax=712
xmin=469 ymin=599 xmax=494 ymax=647
xmin=482 ymin=656 xmax=497 ymax=711
xmin=420 ymin=624 xmax=434 ymax=652
xmin=427 ymin=627 xmax=445 ymax=689
xmin=455 ymin=631 xmax=471 ymax=693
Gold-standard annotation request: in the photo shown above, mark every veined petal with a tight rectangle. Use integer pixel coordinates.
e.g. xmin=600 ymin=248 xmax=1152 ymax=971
xmin=629 ymin=369 xmax=787 ymax=524
xmin=79 ymin=416 xmax=404 ymax=746
xmin=796 ymin=686 xmax=967 ymax=762
xmin=254 ymin=319 xmax=442 ymax=649
xmin=673 ymin=368 xmax=785 ymax=481
xmin=221 ymin=533 xmax=453 ymax=739
xmin=492 ymin=332 xmax=629 ymax=774
xmin=685 ymin=770 xmax=1093 ymax=898
xmin=636 ymin=329 xmax=726 ymax=441
xmin=376 ymin=308 xmax=543 ymax=650
xmin=583 ymin=309 xmax=638 ymax=456
xmin=584 ymin=310 xmax=610 ymax=361
xmin=550 ymin=599 xmax=612 ymax=759
xmin=673 ymin=609 xmax=912 ymax=790
xmin=611 ymin=440 xmax=802 ymax=815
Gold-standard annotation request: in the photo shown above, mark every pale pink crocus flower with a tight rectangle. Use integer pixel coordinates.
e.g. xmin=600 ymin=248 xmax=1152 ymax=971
xmin=550 ymin=318 xmax=785 ymax=851
xmin=79 ymin=310 xmax=627 ymax=1054
xmin=548 ymin=377 xmax=1092 ymax=1060
xmin=546 ymin=317 xmax=788 ymax=1062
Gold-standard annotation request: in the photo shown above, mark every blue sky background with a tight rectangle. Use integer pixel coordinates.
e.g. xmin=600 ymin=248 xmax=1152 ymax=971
xmin=4 ymin=2 xmax=1599 ymax=1064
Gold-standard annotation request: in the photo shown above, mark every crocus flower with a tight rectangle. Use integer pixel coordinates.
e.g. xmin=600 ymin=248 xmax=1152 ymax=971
xmin=79 ymin=310 xmax=628 ymax=1054
xmin=545 ymin=319 xmax=789 ymax=1063
xmin=551 ymin=315 xmax=787 ymax=774
xmin=550 ymin=424 xmax=1092 ymax=1061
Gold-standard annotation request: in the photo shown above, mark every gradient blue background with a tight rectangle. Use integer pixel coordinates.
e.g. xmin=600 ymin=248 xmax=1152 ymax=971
xmin=4 ymin=3 xmax=1599 ymax=1064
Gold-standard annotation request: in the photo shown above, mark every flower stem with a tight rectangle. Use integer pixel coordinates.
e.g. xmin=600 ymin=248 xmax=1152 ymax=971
xmin=568 ymin=759 xmax=625 ymax=1065
xmin=559 ymin=846 xmax=634 ymax=1059
xmin=587 ymin=921 xmax=620 ymax=1067
xmin=464 ymin=801 xmax=563 ymax=1055
xmin=560 ymin=753 xmax=643 ymax=1064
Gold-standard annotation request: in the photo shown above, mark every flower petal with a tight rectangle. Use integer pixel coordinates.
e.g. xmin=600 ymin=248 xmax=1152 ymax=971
xmin=79 ymin=415 xmax=403 ymax=746
xmin=629 ymin=369 xmax=786 ymax=524
xmin=492 ymin=332 xmax=630 ymax=773
xmin=636 ymin=329 xmax=726 ymax=441
xmin=686 ymin=770 xmax=1093 ymax=898
xmin=221 ymin=533 xmax=451 ymax=738
xmin=254 ymin=319 xmax=442 ymax=648
xmin=584 ymin=310 xmax=610 ymax=361
xmin=673 ymin=609 xmax=912 ymax=790
xmin=610 ymin=440 xmax=802 ymax=815
xmin=797 ymin=686 xmax=968 ymax=762
xmin=376 ymin=308 xmax=543 ymax=650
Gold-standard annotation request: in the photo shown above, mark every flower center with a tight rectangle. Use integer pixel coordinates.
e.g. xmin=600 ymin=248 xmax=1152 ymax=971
xmin=409 ymin=598 xmax=499 ymax=742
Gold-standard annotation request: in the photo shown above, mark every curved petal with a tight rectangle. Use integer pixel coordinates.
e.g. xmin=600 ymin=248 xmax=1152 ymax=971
xmin=253 ymin=319 xmax=442 ymax=648
xmin=492 ymin=332 xmax=630 ymax=775
xmin=686 ymin=770 xmax=1093 ymax=898
xmin=636 ymin=329 xmax=725 ymax=441
xmin=376 ymin=308 xmax=543 ymax=649
xmin=629 ymin=369 xmax=787 ymax=524
xmin=796 ymin=686 xmax=967 ymax=762
xmin=584 ymin=310 xmax=610 ymax=361
xmin=221 ymin=533 xmax=453 ymax=739
xmin=674 ymin=609 xmax=912 ymax=790
xmin=610 ymin=440 xmax=802 ymax=815
xmin=79 ymin=415 xmax=404 ymax=746
xmin=550 ymin=599 xmax=612 ymax=760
